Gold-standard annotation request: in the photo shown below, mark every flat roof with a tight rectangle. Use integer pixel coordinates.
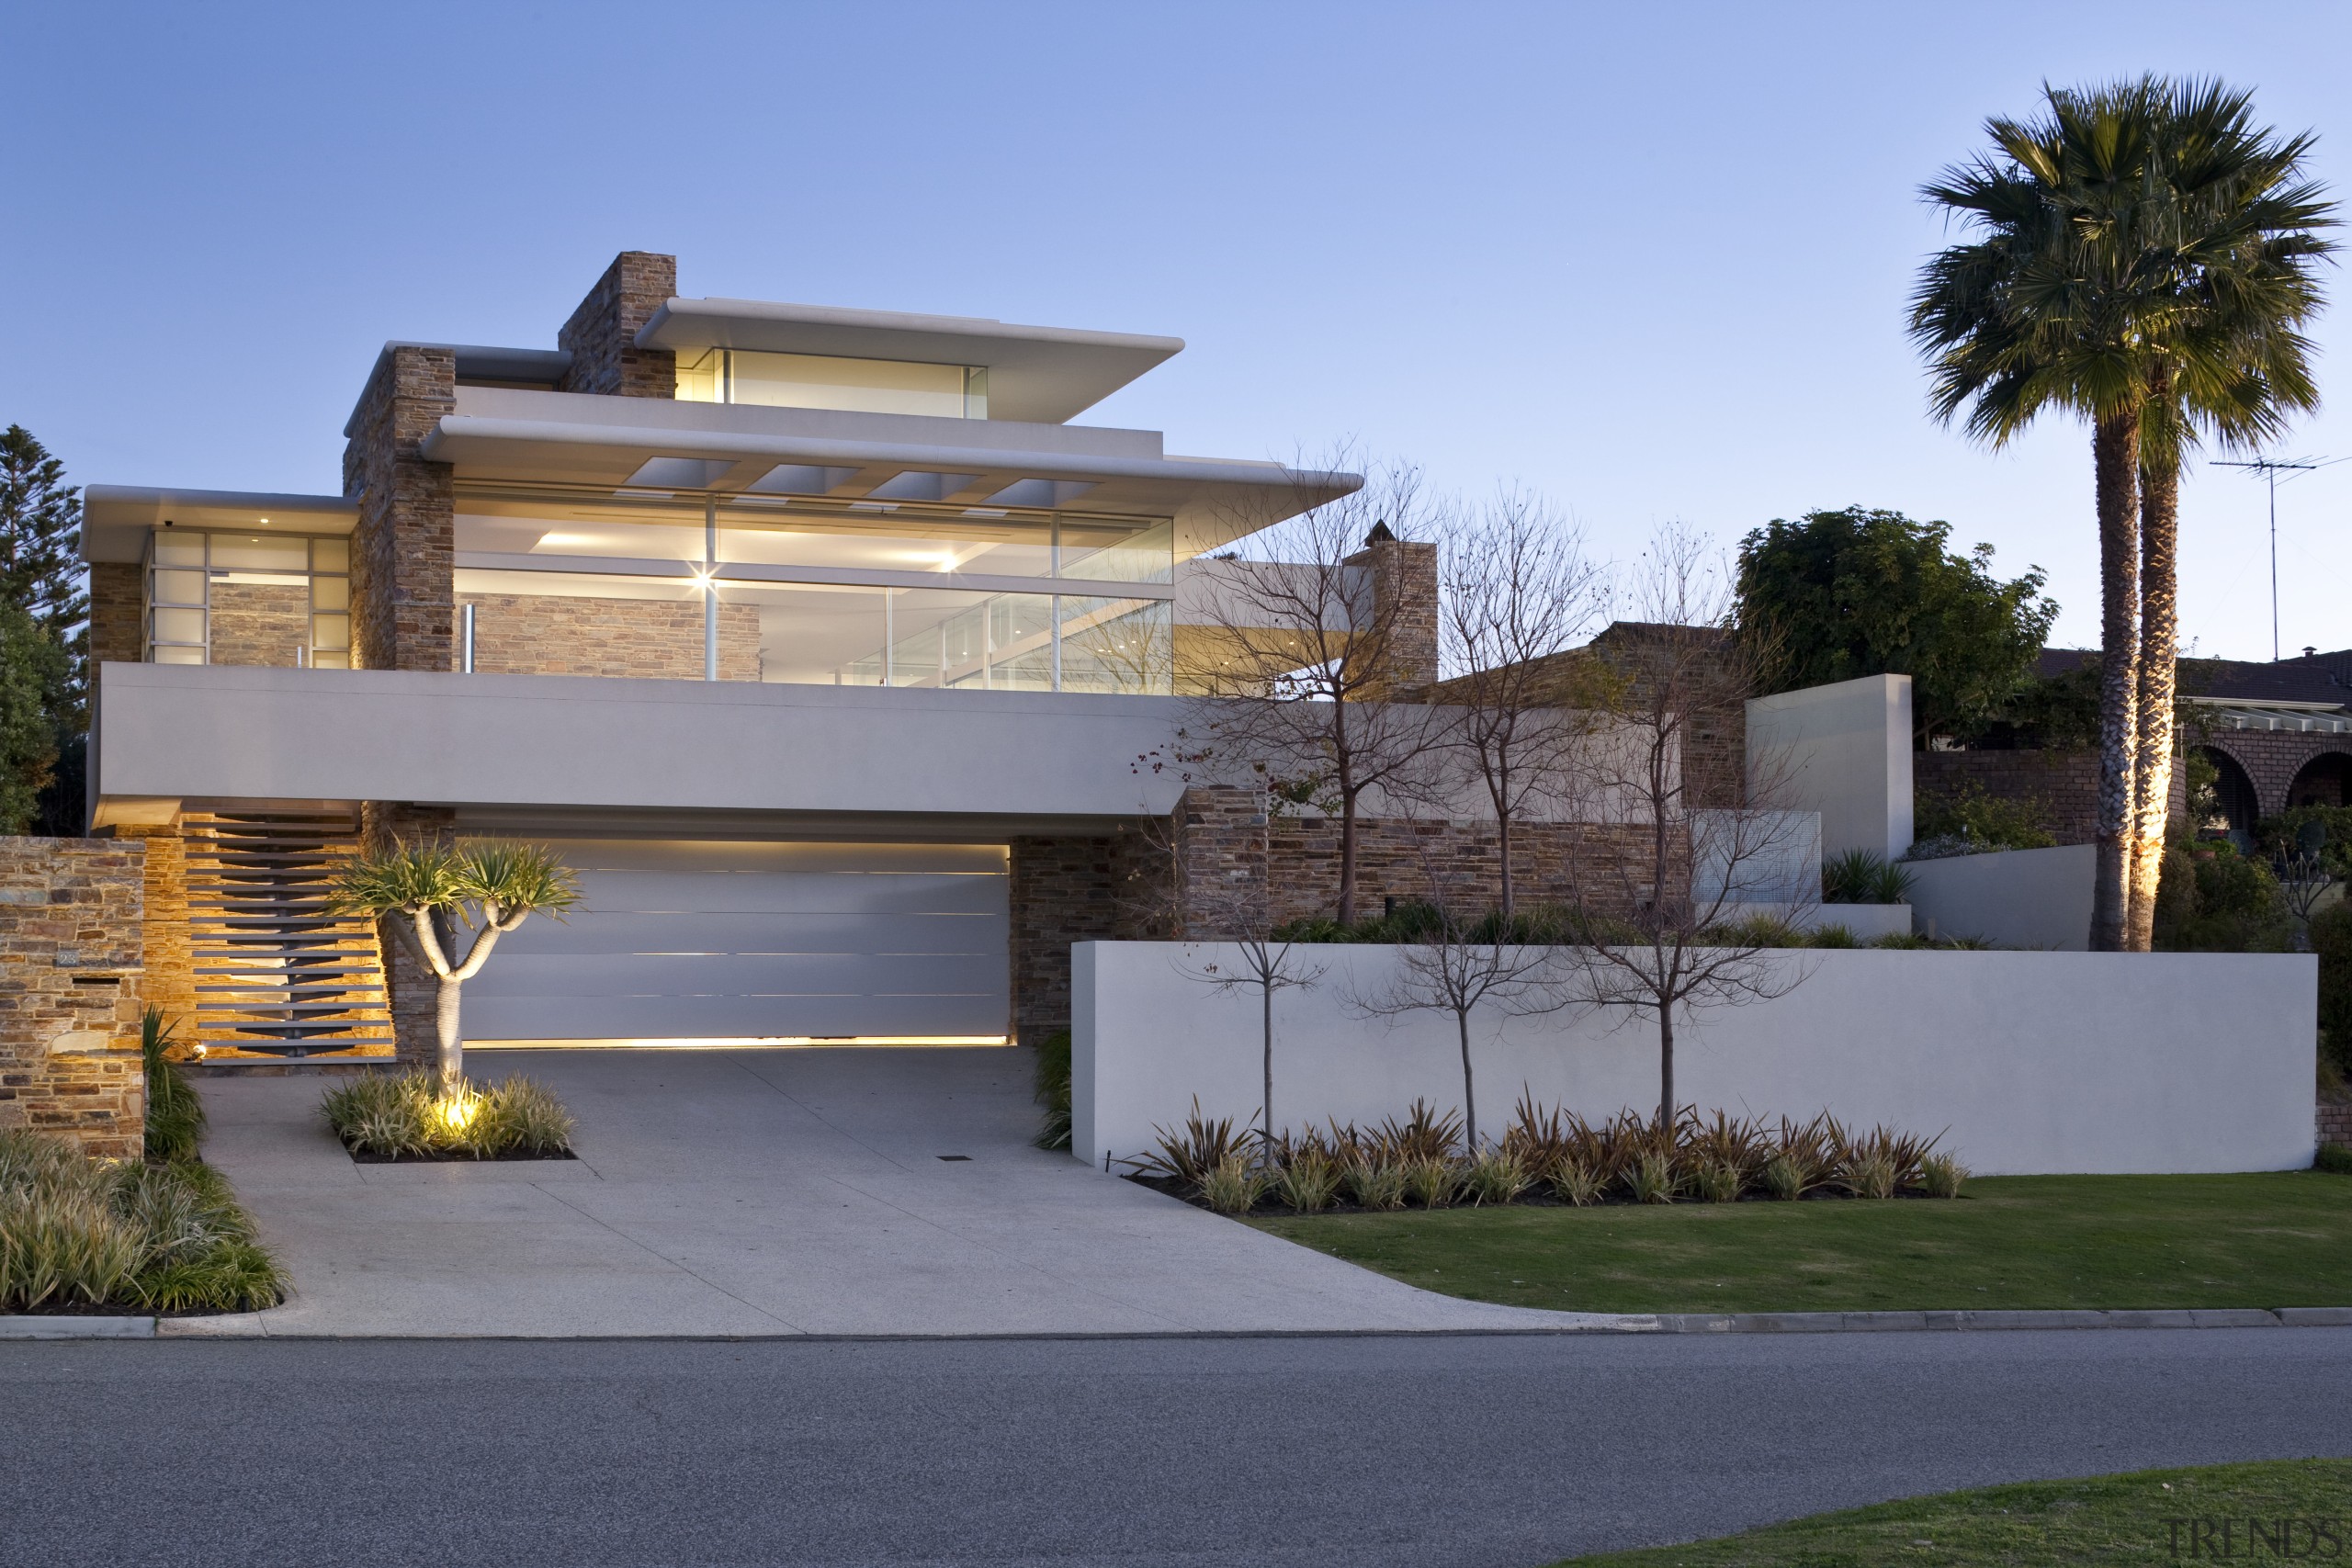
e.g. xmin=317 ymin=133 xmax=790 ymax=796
xmin=82 ymin=486 xmax=356 ymax=563
xmin=636 ymin=299 xmax=1182 ymax=423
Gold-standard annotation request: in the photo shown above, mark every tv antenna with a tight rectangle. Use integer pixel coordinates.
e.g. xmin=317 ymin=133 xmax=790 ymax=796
xmin=2212 ymin=455 xmax=2342 ymax=660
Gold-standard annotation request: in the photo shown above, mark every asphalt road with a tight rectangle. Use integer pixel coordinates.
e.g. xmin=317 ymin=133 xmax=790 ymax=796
xmin=5 ymin=1329 xmax=2349 ymax=1568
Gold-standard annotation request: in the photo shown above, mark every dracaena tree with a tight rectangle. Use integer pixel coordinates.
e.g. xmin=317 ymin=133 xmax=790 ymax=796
xmin=336 ymin=840 xmax=581 ymax=1089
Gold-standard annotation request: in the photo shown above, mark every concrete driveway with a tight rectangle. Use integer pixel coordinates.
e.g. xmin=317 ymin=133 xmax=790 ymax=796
xmin=186 ymin=1046 xmax=1604 ymax=1337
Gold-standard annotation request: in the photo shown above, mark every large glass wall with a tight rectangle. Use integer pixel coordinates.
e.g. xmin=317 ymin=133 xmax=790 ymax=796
xmin=144 ymin=531 xmax=351 ymax=667
xmin=448 ymin=482 xmax=1172 ymax=694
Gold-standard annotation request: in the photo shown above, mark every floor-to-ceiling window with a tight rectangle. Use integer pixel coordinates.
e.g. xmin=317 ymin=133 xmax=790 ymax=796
xmin=449 ymin=481 xmax=1173 ymax=694
xmin=143 ymin=530 xmax=351 ymax=667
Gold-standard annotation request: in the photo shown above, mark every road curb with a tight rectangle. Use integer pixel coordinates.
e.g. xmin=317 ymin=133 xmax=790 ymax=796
xmin=0 ymin=1315 xmax=155 ymax=1339
xmin=9 ymin=1308 xmax=2352 ymax=1341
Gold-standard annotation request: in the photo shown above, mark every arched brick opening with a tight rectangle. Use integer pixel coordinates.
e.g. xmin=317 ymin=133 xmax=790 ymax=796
xmin=2196 ymin=744 xmax=2260 ymax=834
xmin=2287 ymin=751 xmax=2352 ymax=809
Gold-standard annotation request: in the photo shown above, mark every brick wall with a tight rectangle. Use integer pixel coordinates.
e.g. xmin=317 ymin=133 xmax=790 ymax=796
xmin=344 ymin=344 xmax=457 ymax=674
xmin=361 ymin=802 xmax=458 ymax=1066
xmin=208 ymin=581 xmax=311 ymax=667
xmin=2320 ymin=1100 xmax=2352 ymax=1150
xmin=458 ymin=592 xmax=762 ymax=681
xmin=116 ymin=824 xmax=193 ymax=1039
xmin=1007 ymin=830 xmax=1162 ymax=1047
xmin=557 ymin=252 xmax=677 ymax=400
xmin=91 ymin=561 xmax=143 ymax=668
xmin=0 ymin=839 xmax=147 ymax=1159
xmin=1917 ymin=750 xmax=2188 ymax=846
xmin=2202 ymin=730 xmax=2352 ymax=819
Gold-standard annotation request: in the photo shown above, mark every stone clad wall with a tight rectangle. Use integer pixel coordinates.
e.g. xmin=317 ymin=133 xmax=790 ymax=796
xmin=1916 ymin=750 xmax=2188 ymax=846
xmin=116 ymin=825 xmax=193 ymax=1038
xmin=344 ymin=344 xmax=458 ymax=674
xmin=1006 ymin=830 xmax=1162 ymax=1048
xmin=557 ymin=251 xmax=677 ymax=399
xmin=208 ymin=581 xmax=311 ymax=667
xmin=458 ymin=593 xmax=762 ymax=681
xmin=0 ymin=839 xmax=147 ymax=1158
xmin=91 ymin=561 xmax=144 ymax=668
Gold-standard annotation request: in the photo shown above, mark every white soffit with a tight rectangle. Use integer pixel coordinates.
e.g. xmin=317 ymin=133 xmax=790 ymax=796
xmin=82 ymin=486 xmax=358 ymax=563
xmin=637 ymin=299 xmax=1183 ymax=423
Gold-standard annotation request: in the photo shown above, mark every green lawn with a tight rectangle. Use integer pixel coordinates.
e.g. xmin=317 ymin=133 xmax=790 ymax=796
xmin=1248 ymin=1173 xmax=2352 ymax=1313
xmin=1544 ymin=1460 xmax=2352 ymax=1566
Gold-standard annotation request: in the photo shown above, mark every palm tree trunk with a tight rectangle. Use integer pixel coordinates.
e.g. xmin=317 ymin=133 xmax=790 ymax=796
xmin=2128 ymin=452 xmax=2181 ymax=952
xmin=2090 ymin=412 xmax=2143 ymax=953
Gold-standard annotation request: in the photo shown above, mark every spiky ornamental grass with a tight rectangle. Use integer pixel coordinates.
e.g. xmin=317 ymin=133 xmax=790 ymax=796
xmin=320 ymin=1071 xmax=577 ymax=1160
xmin=0 ymin=1131 xmax=285 ymax=1314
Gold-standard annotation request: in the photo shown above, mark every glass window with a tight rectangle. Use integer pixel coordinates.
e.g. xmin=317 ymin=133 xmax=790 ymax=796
xmin=152 ymin=570 xmax=206 ymax=606
xmin=1058 ymin=596 xmax=1172 ymax=695
xmin=1058 ymin=517 xmax=1173 ymax=584
xmin=152 ymin=533 xmax=204 ymax=568
xmin=674 ymin=348 xmax=722 ymax=404
xmin=714 ymin=580 xmax=888 ymax=686
xmin=208 ymin=535 xmax=309 ymax=574
xmin=454 ymin=568 xmax=707 ymax=680
xmin=311 ymin=537 xmax=350 ymax=572
xmin=311 ymin=575 xmax=350 ymax=613
xmin=716 ymin=504 xmax=1053 ymax=581
xmin=151 ymin=607 xmax=206 ymax=646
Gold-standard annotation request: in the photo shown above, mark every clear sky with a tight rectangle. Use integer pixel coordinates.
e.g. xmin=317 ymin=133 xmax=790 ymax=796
xmin=6 ymin=1 xmax=2347 ymax=661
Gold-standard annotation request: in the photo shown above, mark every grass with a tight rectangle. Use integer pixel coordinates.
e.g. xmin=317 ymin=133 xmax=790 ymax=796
xmin=1250 ymin=1172 xmax=2352 ymax=1313
xmin=320 ymin=1069 xmax=576 ymax=1159
xmin=1544 ymin=1460 xmax=2352 ymax=1566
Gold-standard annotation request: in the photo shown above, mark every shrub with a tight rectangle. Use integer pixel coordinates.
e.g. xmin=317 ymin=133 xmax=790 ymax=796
xmin=2154 ymin=840 xmax=2293 ymax=953
xmin=1911 ymin=782 xmax=2058 ymax=853
xmin=2307 ymin=905 xmax=2352 ymax=1083
xmin=1033 ymin=1029 xmax=1072 ymax=1152
xmin=0 ymin=1131 xmax=285 ymax=1314
xmin=2312 ymin=1143 xmax=2352 ymax=1175
xmin=1922 ymin=1152 xmax=1970 ymax=1198
xmin=1199 ymin=1154 xmax=1265 ymax=1215
xmin=1343 ymin=1158 xmax=1408 ymax=1211
xmin=1404 ymin=1156 xmax=1462 ymax=1209
xmin=1626 ymin=1151 xmax=1677 ymax=1204
xmin=1808 ymin=922 xmax=1860 ymax=949
xmin=1131 ymin=1100 xmax=1251 ymax=1190
xmin=2258 ymin=807 xmax=2352 ymax=882
xmin=141 ymin=1009 xmax=203 ymax=1165
xmin=1550 ymin=1159 xmax=1603 ymax=1207
xmin=1844 ymin=1152 xmax=1899 ymax=1200
xmin=1270 ymin=1134 xmax=1342 ymax=1213
xmin=1761 ymin=1154 xmax=1807 ymax=1201
xmin=321 ymin=1071 xmax=576 ymax=1160
xmin=1464 ymin=1148 xmax=1531 ymax=1206
xmin=1691 ymin=1161 xmax=1743 ymax=1203
xmin=1823 ymin=849 xmax=1917 ymax=905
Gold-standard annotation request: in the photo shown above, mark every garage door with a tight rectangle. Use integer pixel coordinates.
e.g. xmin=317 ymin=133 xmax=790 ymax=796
xmin=461 ymin=840 xmax=1009 ymax=1043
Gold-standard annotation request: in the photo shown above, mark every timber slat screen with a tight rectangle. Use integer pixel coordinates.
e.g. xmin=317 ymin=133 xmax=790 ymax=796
xmin=183 ymin=811 xmax=395 ymax=1060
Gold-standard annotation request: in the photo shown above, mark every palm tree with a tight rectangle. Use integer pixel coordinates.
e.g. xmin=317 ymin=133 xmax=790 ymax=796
xmin=336 ymin=840 xmax=581 ymax=1089
xmin=2121 ymin=83 xmax=2333 ymax=949
xmin=1911 ymin=78 xmax=2333 ymax=951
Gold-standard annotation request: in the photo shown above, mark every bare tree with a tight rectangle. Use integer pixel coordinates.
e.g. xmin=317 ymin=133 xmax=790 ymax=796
xmin=1119 ymin=799 xmax=1323 ymax=1151
xmin=1434 ymin=489 xmax=1611 ymax=918
xmin=1544 ymin=525 xmax=1815 ymax=1127
xmin=1182 ymin=454 xmax=1447 ymax=926
xmin=1353 ymin=885 xmax=1555 ymax=1151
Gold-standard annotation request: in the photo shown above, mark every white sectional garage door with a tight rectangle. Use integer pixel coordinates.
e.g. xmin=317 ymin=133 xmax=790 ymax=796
xmin=462 ymin=840 xmax=1010 ymax=1043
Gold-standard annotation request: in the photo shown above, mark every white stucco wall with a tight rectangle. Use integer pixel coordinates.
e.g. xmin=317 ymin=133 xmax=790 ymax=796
xmin=1905 ymin=844 xmax=2097 ymax=952
xmin=1747 ymin=674 xmax=1914 ymax=860
xmin=1072 ymin=942 xmax=2314 ymax=1177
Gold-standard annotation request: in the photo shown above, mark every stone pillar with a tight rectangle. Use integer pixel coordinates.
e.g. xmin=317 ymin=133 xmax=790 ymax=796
xmin=1170 ymin=785 xmax=1270 ymax=937
xmin=556 ymin=252 xmax=678 ymax=399
xmin=117 ymin=824 xmax=194 ymax=1041
xmin=0 ymin=839 xmax=147 ymax=1158
xmin=361 ymin=802 xmax=458 ymax=1067
xmin=344 ymin=344 xmax=457 ymax=674
xmin=1342 ymin=534 xmax=1439 ymax=700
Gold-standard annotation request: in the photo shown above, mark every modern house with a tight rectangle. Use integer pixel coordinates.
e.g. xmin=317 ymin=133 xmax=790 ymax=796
xmin=82 ymin=253 xmax=1374 ymax=1062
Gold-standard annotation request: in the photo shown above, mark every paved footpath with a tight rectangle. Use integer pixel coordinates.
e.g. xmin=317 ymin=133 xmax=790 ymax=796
xmin=6 ymin=1329 xmax=2349 ymax=1568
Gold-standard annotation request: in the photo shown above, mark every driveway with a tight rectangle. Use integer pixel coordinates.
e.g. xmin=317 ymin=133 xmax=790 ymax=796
xmin=189 ymin=1046 xmax=1603 ymax=1337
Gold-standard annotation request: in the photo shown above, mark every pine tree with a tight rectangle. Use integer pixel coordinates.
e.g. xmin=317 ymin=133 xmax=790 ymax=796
xmin=0 ymin=425 xmax=88 ymax=731
xmin=0 ymin=600 xmax=65 ymax=833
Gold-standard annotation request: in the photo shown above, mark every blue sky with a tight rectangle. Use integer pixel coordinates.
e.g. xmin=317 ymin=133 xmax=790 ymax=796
xmin=6 ymin=0 xmax=2348 ymax=660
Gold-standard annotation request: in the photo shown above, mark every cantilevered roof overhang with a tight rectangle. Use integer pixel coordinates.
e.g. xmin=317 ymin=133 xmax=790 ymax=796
xmin=420 ymin=416 xmax=1359 ymax=554
xmin=636 ymin=299 xmax=1182 ymax=423
xmin=82 ymin=486 xmax=358 ymax=563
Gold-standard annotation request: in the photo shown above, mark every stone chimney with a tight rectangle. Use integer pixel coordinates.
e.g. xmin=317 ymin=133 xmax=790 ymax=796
xmin=556 ymin=252 xmax=678 ymax=398
xmin=1343 ymin=527 xmax=1439 ymax=700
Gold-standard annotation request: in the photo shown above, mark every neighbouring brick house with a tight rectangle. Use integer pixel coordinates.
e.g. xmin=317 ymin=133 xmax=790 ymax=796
xmin=1918 ymin=648 xmax=2352 ymax=844
xmin=81 ymin=252 xmax=1721 ymax=1061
